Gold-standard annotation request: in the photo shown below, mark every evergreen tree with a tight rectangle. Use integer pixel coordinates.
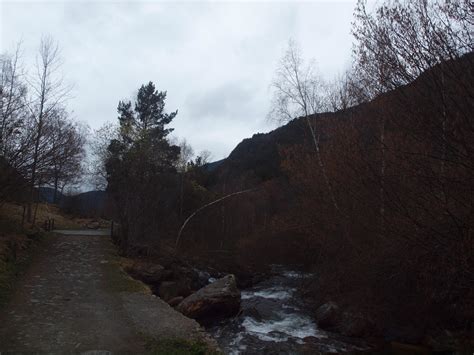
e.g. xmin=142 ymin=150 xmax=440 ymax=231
xmin=106 ymin=82 xmax=180 ymax=249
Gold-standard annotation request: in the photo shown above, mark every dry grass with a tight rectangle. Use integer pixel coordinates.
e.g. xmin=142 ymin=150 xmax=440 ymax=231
xmin=0 ymin=207 xmax=50 ymax=308
xmin=0 ymin=202 xmax=111 ymax=230
xmin=0 ymin=202 xmax=82 ymax=229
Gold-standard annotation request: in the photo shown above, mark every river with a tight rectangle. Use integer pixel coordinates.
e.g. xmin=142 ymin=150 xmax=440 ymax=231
xmin=207 ymin=265 xmax=371 ymax=354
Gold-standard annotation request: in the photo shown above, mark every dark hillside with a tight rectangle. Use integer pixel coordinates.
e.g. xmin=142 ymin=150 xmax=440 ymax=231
xmin=207 ymin=51 xmax=474 ymax=192
xmin=177 ymin=52 xmax=474 ymax=342
xmin=208 ymin=119 xmax=307 ymax=189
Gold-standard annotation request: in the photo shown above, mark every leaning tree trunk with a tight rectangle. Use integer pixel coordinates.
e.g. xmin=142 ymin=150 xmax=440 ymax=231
xmin=175 ymin=188 xmax=255 ymax=249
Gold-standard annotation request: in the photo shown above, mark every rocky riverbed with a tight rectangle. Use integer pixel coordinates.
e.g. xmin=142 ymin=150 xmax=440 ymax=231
xmin=122 ymin=250 xmax=474 ymax=355
xmin=207 ymin=265 xmax=372 ymax=354
xmin=123 ymin=258 xmax=374 ymax=353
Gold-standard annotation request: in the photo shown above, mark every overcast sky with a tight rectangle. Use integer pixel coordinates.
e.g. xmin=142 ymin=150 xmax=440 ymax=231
xmin=1 ymin=0 xmax=358 ymax=161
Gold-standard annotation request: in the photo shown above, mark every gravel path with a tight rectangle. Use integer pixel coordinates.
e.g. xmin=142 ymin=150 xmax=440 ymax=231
xmin=0 ymin=230 xmax=214 ymax=352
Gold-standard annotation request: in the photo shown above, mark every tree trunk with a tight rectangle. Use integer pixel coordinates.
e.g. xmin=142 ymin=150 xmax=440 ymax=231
xmin=179 ymin=172 xmax=184 ymax=220
xmin=380 ymin=115 xmax=386 ymax=238
xmin=305 ymin=116 xmax=340 ymax=213
xmin=32 ymin=183 xmax=41 ymax=225
xmin=27 ymin=118 xmax=43 ymax=222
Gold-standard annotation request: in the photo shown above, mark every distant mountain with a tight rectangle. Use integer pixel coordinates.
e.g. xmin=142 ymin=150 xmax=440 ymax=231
xmin=209 ymin=119 xmax=307 ymax=187
xmin=39 ymin=187 xmax=65 ymax=204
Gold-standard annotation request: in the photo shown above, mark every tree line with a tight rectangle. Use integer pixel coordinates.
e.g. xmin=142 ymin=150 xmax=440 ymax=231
xmin=0 ymin=36 xmax=86 ymax=223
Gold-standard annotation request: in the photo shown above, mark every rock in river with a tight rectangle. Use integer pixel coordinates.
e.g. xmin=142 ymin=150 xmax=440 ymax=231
xmin=315 ymin=302 xmax=375 ymax=338
xmin=124 ymin=261 xmax=167 ymax=284
xmin=315 ymin=302 xmax=341 ymax=329
xmin=177 ymin=274 xmax=241 ymax=324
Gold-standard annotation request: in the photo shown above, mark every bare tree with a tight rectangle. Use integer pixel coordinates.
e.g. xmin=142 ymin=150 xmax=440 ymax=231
xmin=269 ymin=39 xmax=339 ymax=212
xmin=0 ymin=43 xmax=29 ymax=203
xmin=0 ymin=43 xmax=31 ymax=171
xmin=176 ymin=138 xmax=194 ymax=219
xmin=45 ymin=110 xmax=87 ymax=202
xmin=351 ymin=0 xmax=474 ymax=236
xmin=324 ymin=71 xmax=361 ymax=112
xmin=26 ymin=36 xmax=71 ymax=221
xmin=352 ymin=0 xmax=472 ymax=98
xmin=176 ymin=138 xmax=195 ymax=173
xmin=197 ymin=150 xmax=212 ymax=165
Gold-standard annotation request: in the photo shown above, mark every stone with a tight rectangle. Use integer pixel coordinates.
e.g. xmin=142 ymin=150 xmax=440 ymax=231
xmin=177 ymin=274 xmax=241 ymax=324
xmin=172 ymin=266 xmax=204 ymax=290
xmin=315 ymin=302 xmax=375 ymax=338
xmin=315 ymin=302 xmax=340 ymax=329
xmin=338 ymin=312 xmax=375 ymax=337
xmin=124 ymin=261 xmax=166 ymax=284
xmin=86 ymin=221 xmax=100 ymax=229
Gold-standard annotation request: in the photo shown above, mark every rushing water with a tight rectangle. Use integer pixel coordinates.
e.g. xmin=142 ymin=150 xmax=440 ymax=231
xmin=208 ymin=266 xmax=370 ymax=354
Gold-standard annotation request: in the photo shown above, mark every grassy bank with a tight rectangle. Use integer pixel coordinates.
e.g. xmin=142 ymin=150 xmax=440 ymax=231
xmin=0 ymin=202 xmax=82 ymax=230
xmin=0 ymin=216 xmax=49 ymax=308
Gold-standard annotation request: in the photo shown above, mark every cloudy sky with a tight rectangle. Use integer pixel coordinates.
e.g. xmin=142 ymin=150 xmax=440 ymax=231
xmin=2 ymin=0 xmax=358 ymax=160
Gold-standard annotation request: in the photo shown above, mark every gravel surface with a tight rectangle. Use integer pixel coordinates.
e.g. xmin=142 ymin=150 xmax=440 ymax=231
xmin=0 ymin=230 xmax=216 ymax=352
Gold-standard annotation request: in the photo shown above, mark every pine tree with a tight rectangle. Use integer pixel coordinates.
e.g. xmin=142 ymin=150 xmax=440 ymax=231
xmin=106 ymin=82 xmax=180 ymax=249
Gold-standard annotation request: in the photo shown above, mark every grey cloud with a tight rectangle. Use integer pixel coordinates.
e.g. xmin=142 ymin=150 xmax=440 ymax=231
xmin=2 ymin=1 xmax=358 ymax=160
xmin=185 ymin=83 xmax=257 ymax=120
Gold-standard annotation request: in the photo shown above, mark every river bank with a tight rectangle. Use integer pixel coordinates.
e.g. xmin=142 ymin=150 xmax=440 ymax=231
xmin=123 ymin=247 xmax=474 ymax=354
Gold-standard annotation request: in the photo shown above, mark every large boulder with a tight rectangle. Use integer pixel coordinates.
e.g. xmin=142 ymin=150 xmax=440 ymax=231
xmin=177 ymin=274 xmax=241 ymax=324
xmin=315 ymin=302 xmax=375 ymax=338
xmin=124 ymin=261 xmax=167 ymax=284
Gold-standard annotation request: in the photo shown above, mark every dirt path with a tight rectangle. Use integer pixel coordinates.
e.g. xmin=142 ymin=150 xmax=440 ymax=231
xmin=0 ymin=230 xmax=214 ymax=352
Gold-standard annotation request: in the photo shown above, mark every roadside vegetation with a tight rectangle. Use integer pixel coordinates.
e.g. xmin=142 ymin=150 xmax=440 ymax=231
xmin=0 ymin=205 xmax=48 ymax=308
